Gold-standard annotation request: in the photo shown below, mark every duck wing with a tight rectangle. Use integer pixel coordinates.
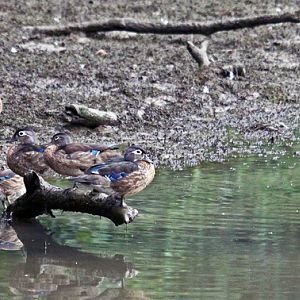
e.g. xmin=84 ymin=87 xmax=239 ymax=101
xmin=86 ymin=161 xmax=139 ymax=181
xmin=7 ymin=145 xmax=50 ymax=176
xmin=0 ymin=170 xmax=15 ymax=182
xmin=16 ymin=144 xmax=45 ymax=154
xmin=60 ymin=143 xmax=119 ymax=155
xmin=69 ymin=174 xmax=114 ymax=194
xmin=22 ymin=151 xmax=50 ymax=174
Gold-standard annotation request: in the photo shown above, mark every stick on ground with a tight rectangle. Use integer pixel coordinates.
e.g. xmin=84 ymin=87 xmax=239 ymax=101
xmin=23 ymin=10 xmax=300 ymax=37
xmin=187 ymin=40 xmax=210 ymax=68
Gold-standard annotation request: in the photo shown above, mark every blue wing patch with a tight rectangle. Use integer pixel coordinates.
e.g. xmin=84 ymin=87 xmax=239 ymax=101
xmin=0 ymin=175 xmax=14 ymax=183
xmin=35 ymin=147 xmax=45 ymax=153
xmin=90 ymin=149 xmax=101 ymax=156
xmin=105 ymin=172 xmax=128 ymax=182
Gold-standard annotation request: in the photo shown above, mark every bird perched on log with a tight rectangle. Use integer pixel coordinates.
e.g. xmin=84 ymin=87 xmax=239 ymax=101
xmin=7 ymin=127 xmax=53 ymax=177
xmin=69 ymin=145 xmax=155 ymax=207
xmin=0 ymin=169 xmax=26 ymax=208
xmin=43 ymin=132 xmax=121 ymax=176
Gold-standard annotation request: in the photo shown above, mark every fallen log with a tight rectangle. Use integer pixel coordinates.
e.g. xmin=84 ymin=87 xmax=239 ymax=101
xmin=23 ymin=10 xmax=300 ymax=37
xmin=5 ymin=172 xmax=138 ymax=226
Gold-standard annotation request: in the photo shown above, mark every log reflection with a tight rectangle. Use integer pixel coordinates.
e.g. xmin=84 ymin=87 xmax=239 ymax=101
xmin=0 ymin=220 xmax=148 ymax=299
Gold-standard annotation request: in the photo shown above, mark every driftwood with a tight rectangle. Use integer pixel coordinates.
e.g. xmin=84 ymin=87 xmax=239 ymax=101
xmin=5 ymin=172 xmax=138 ymax=226
xmin=24 ymin=11 xmax=300 ymax=37
xmin=63 ymin=104 xmax=119 ymax=128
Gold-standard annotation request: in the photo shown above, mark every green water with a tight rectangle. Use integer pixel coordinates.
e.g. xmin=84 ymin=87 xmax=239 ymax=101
xmin=0 ymin=153 xmax=300 ymax=299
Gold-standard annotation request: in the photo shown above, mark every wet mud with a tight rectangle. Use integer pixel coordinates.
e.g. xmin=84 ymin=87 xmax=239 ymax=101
xmin=0 ymin=1 xmax=299 ymax=168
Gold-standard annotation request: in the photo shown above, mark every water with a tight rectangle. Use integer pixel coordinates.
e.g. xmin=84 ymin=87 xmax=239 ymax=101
xmin=0 ymin=153 xmax=300 ymax=299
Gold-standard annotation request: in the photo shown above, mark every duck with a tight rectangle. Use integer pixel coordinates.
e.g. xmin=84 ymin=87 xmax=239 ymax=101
xmin=0 ymin=169 xmax=26 ymax=208
xmin=43 ymin=132 xmax=122 ymax=176
xmin=7 ymin=127 xmax=53 ymax=177
xmin=69 ymin=145 xmax=155 ymax=207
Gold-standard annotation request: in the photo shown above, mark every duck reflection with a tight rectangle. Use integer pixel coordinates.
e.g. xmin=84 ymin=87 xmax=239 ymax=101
xmin=0 ymin=219 xmax=149 ymax=299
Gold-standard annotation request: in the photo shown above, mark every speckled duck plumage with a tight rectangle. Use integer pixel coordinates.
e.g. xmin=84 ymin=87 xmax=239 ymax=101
xmin=7 ymin=127 xmax=53 ymax=177
xmin=44 ymin=132 xmax=122 ymax=177
xmin=70 ymin=145 xmax=155 ymax=206
xmin=0 ymin=169 xmax=26 ymax=205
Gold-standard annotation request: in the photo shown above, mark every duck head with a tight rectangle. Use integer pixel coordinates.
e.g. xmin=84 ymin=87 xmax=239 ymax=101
xmin=49 ymin=132 xmax=73 ymax=147
xmin=124 ymin=145 xmax=153 ymax=163
xmin=9 ymin=127 xmax=37 ymax=144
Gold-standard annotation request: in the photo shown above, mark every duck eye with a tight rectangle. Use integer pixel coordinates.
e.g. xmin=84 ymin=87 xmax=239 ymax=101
xmin=18 ymin=131 xmax=25 ymax=136
xmin=133 ymin=149 xmax=143 ymax=155
xmin=54 ymin=136 xmax=60 ymax=141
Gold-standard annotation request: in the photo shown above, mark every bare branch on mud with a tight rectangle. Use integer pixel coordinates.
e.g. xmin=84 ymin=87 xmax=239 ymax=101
xmin=23 ymin=11 xmax=300 ymax=37
xmin=187 ymin=40 xmax=210 ymax=68
xmin=5 ymin=172 xmax=138 ymax=226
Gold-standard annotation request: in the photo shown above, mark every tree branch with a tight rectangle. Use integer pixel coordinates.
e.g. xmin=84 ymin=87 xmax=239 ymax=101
xmin=23 ymin=11 xmax=300 ymax=37
xmin=5 ymin=172 xmax=138 ymax=226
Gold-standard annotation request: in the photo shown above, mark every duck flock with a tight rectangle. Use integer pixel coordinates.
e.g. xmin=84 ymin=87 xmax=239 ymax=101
xmin=0 ymin=127 xmax=155 ymax=208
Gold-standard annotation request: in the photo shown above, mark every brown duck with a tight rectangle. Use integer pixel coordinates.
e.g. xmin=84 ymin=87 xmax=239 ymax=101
xmin=0 ymin=169 xmax=26 ymax=207
xmin=7 ymin=127 xmax=52 ymax=177
xmin=44 ymin=132 xmax=121 ymax=176
xmin=70 ymin=145 xmax=155 ymax=207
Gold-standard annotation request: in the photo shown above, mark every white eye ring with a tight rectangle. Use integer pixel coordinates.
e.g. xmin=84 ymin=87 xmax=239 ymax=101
xmin=54 ymin=136 xmax=60 ymax=140
xmin=133 ymin=149 xmax=143 ymax=155
xmin=18 ymin=131 xmax=25 ymax=136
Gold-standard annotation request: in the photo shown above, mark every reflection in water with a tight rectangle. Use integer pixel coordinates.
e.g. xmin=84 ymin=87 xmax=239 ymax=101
xmin=0 ymin=220 xmax=148 ymax=299
xmin=0 ymin=154 xmax=300 ymax=299
xmin=0 ymin=221 xmax=23 ymax=251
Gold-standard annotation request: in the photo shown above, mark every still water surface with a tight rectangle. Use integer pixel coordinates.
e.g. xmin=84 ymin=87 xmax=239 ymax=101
xmin=0 ymin=154 xmax=299 ymax=299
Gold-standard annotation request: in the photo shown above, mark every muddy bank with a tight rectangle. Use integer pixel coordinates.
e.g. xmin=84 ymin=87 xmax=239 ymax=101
xmin=0 ymin=1 xmax=299 ymax=169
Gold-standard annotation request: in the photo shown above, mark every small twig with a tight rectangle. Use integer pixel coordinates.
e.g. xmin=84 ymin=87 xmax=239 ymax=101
xmin=187 ymin=40 xmax=210 ymax=68
xmin=23 ymin=11 xmax=300 ymax=37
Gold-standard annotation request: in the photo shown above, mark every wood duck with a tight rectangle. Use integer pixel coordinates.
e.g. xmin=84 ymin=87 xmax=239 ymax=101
xmin=0 ymin=169 xmax=26 ymax=207
xmin=70 ymin=145 xmax=155 ymax=207
xmin=7 ymin=127 xmax=53 ymax=177
xmin=44 ymin=132 xmax=122 ymax=176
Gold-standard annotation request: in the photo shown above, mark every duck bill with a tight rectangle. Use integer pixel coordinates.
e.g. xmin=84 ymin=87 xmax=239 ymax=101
xmin=143 ymin=155 xmax=153 ymax=164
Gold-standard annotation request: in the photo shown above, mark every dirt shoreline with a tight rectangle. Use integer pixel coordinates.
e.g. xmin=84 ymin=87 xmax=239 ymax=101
xmin=0 ymin=1 xmax=299 ymax=169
